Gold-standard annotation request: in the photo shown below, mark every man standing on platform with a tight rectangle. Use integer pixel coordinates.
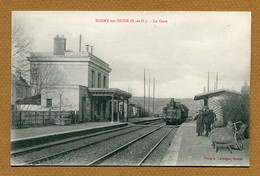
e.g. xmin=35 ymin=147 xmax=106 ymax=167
xmin=202 ymin=107 xmax=216 ymax=137
xmin=194 ymin=110 xmax=204 ymax=136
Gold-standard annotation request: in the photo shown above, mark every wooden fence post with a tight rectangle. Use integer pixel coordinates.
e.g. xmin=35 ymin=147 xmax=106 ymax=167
xmin=49 ymin=110 xmax=51 ymax=125
xmin=74 ymin=111 xmax=76 ymax=124
xmin=19 ymin=111 xmax=22 ymax=128
xmin=35 ymin=111 xmax=37 ymax=126
xmin=43 ymin=111 xmax=45 ymax=126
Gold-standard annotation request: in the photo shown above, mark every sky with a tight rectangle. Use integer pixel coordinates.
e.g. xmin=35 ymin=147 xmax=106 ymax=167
xmin=12 ymin=11 xmax=251 ymax=98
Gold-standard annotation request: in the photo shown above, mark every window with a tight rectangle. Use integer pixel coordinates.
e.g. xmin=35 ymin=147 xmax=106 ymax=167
xmin=91 ymin=70 xmax=95 ymax=88
xmin=46 ymin=99 xmax=52 ymax=107
xmin=103 ymin=76 xmax=107 ymax=88
xmin=98 ymin=73 xmax=101 ymax=88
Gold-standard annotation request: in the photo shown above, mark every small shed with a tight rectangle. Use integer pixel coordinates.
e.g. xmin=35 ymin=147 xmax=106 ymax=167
xmin=194 ymin=89 xmax=241 ymax=124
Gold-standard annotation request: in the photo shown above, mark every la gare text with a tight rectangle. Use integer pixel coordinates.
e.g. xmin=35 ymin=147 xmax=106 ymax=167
xmin=95 ymin=19 xmax=168 ymax=23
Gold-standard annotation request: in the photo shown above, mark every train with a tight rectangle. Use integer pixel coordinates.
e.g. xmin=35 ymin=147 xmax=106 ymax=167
xmin=162 ymin=98 xmax=189 ymax=125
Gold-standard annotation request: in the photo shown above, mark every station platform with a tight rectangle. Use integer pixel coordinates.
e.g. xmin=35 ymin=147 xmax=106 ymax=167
xmin=161 ymin=121 xmax=249 ymax=166
xmin=128 ymin=117 xmax=162 ymax=123
xmin=11 ymin=117 xmax=161 ymax=150
xmin=11 ymin=122 xmax=126 ymax=141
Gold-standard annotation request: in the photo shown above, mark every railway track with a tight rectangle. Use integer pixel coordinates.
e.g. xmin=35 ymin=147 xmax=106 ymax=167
xmin=11 ymin=125 xmax=131 ymax=156
xmin=89 ymin=125 xmax=176 ymax=166
xmin=137 ymin=127 xmax=175 ymax=166
xmin=12 ymin=120 xmax=165 ymax=165
xmin=86 ymin=124 xmax=167 ymax=165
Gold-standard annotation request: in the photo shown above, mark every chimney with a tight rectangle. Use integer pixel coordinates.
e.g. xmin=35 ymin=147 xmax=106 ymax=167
xmin=91 ymin=46 xmax=93 ymax=54
xmin=79 ymin=34 xmax=82 ymax=52
xmin=85 ymin=45 xmax=89 ymax=52
xmin=54 ymin=35 xmax=66 ymax=55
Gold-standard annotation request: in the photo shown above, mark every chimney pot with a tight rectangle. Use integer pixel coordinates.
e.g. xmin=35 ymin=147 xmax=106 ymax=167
xmin=91 ymin=46 xmax=93 ymax=54
xmin=85 ymin=45 xmax=89 ymax=52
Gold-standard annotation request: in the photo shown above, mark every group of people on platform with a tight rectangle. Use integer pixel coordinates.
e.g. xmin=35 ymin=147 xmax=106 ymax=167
xmin=194 ymin=106 xmax=216 ymax=137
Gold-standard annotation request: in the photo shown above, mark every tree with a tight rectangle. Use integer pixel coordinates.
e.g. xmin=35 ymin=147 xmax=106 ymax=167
xmin=12 ymin=21 xmax=32 ymax=81
xmin=30 ymin=63 xmax=66 ymax=95
xmin=219 ymin=93 xmax=250 ymax=126
xmin=12 ymin=22 xmax=64 ymax=100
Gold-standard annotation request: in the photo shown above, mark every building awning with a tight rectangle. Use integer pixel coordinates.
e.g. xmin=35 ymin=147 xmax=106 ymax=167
xmin=194 ymin=89 xmax=241 ymax=101
xmin=15 ymin=94 xmax=41 ymax=105
xmin=130 ymin=103 xmax=140 ymax=107
xmin=89 ymin=88 xmax=132 ymax=99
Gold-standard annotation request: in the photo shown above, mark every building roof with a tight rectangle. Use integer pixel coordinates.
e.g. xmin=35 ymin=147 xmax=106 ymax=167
xmin=28 ymin=52 xmax=111 ymax=73
xmin=16 ymin=94 xmax=41 ymax=105
xmin=194 ymin=88 xmax=241 ymax=101
xmin=89 ymin=88 xmax=132 ymax=99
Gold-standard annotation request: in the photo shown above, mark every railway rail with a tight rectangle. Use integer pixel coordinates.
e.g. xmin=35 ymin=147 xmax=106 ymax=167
xmin=137 ymin=127 xmax=175 ymax=166
xmin=11 ymin=119 xmax=166 ymax=165
xmin=92 ymin=125 xmax=176 ymax=166
xmin=87 ymin=124 xmax=167 ymax=165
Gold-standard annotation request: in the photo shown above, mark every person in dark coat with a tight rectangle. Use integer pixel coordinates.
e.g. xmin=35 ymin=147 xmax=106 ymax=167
xmin=202 ymin=107 xmax=216 ymax=137
xmin=194 ymin=110 xmax=204 ymax=136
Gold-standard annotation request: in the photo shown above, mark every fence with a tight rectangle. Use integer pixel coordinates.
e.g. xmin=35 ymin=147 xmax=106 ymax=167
xmin=11 ymin=110 xmax=77 ymax=129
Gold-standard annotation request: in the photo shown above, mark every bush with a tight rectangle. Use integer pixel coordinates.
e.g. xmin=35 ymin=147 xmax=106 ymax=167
xmin=219 ymin=93 xmax=250 ymax=137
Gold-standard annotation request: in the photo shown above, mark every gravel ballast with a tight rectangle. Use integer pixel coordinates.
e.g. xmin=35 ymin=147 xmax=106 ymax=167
xmin=141 ymin=127 xmax=178 ymax=165
xmin=11 ymin=126 xmax=142 ymax=164
xmin=41 ymin=125 xmax=162 ymax=165
xmin=99 ymin=127 xmax=173 ymax=166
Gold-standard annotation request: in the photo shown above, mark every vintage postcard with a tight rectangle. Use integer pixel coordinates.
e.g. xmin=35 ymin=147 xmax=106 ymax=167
xmin=11 ymin=11 xmax=250 ymax=166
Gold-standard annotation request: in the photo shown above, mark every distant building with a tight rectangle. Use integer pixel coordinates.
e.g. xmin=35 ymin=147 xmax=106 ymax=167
xmin=241 ymin=80 xmax=250 ymax=95
xmin=11 ymin=73 xmax=31 ymax=110
xmin=17 ymin=35 xmax=131 ymax=122
xmin=128 ymin=103 xmax=141 ymax=118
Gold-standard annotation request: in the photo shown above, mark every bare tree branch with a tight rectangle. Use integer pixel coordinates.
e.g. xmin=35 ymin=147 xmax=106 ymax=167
xmin=30 ymin=62 xmax=66 ymax=95
xmin=12 ymin=21 xmax=32 ymax=82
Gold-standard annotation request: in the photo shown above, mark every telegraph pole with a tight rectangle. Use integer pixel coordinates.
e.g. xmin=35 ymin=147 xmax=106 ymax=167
xmin=144 ymin=68 xmax=146 ymax=115
xmin=60 ymin=94 xmax=62 ymax=118
xmin=207 ymin=71 xmax=209 ymax=92
xmin=153 ymin=78 xmax=155 ymax=117
xmin=148 ymin=78 xmax=150 ymax=116
xmin=59 ymin=91 xmax=64 ymax=118
xmin=216 ymin=72 xmax=218 ymax=90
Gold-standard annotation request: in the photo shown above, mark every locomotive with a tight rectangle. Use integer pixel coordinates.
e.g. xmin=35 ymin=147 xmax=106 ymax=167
xmin=162 ymin=98 xmax=189 ymax=125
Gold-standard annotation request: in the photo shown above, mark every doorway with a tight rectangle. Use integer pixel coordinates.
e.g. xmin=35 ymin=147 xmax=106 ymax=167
xmin=82 ymin=97 xmax=86 ymax=122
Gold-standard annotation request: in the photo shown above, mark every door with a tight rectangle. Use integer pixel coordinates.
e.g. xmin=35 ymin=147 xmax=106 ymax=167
xmin=82 ymin=97 xmax=86 ymax=121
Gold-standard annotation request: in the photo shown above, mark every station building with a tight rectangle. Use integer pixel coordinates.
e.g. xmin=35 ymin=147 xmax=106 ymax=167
xmin=25 ymin=35 xmax=132 ymax=122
